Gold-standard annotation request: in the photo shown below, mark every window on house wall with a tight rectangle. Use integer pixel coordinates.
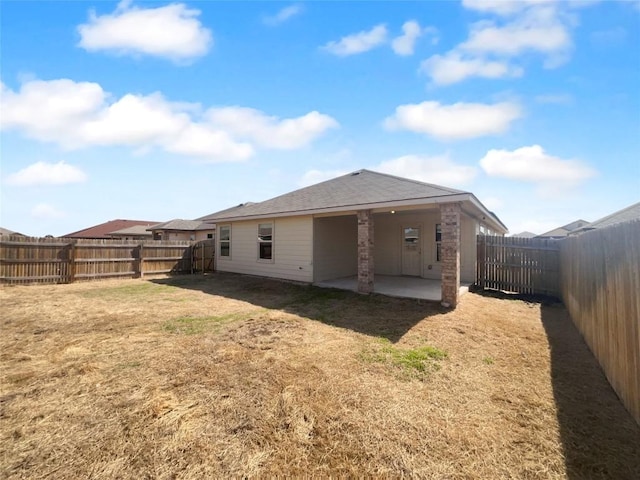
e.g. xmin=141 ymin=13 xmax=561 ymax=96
xmin=207 ymin=233 xmax=213 ymax=239
xmin=258 ymin=223 xmax=273 ymax=260
xmin=435 ymin=223 xmax=442 ymax=262
xmin=219 ymin=225 xmax=231 ymax=257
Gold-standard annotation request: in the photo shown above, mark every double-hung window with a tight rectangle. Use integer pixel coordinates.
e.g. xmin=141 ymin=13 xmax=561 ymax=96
xmin=435 ymin=224 xmax=442 ymax=262
xmin=219 ymin=225 xmax=231 ymax=258
xmin=258 ymin=223 xmax=273 ymax=261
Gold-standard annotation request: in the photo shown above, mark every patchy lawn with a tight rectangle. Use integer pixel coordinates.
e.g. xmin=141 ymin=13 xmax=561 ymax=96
xmin=1 ymin=273 xmax=639 ymax=479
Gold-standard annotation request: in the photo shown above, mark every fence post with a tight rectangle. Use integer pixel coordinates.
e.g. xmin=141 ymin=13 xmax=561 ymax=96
xmin=477 ymin=235 xmax=486 ymax=290
xmin=67 ymin=240 xmax=77 ymax=284
xmin=138 ymin=243 xmax=144 ymax=278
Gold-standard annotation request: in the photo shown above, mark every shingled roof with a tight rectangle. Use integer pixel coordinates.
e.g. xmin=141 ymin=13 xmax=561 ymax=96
xmin=148 ymin=219 xmax=214 ymax=231
xmin=538 ymin=219 xmax=591 ymax=238
xmin=64 ymin=219 xmax=160 ymax=239
xmin=200 ymin=169 xmax=506 ymax=232
xmin=583 ymin=201 xmax=640 ymax=230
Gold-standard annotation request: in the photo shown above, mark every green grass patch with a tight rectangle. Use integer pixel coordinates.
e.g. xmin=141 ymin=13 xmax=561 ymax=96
xmin=482 ymin=356 xmax=494 ymax=365
xmin=115 ymin=361 xmax=142 ymax=370
xmin=162 ymin=312 xmax=253 ymax=335
xmin=360 ymin=338 xmax=447 ymax=379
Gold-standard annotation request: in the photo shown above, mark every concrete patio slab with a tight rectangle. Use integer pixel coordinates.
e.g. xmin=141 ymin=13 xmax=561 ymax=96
xmin=314 ymin=275 xmax=470 ymax=301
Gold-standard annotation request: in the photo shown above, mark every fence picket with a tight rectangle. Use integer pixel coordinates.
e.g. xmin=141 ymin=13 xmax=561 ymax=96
xmin=0 ymin=236 xmax=215 ymax=284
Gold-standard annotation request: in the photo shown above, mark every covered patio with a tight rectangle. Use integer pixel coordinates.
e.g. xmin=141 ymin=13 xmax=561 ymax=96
xmin=314 ymin=275 xmax=471 ymax=301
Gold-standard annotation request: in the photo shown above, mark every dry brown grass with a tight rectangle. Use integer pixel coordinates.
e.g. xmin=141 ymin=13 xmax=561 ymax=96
xmin=1 ymin=273 xmax=639 ymax=479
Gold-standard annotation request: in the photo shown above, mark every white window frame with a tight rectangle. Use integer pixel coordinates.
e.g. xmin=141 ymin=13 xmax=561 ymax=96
xmin=257 ymin=222 xmax=274 ymax=263
xmin=219 ymin=225 xmax=231 ymax=259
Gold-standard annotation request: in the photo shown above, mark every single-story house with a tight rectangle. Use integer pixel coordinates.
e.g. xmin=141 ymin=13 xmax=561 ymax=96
xmin=200 ymin=170 xmax=507 ymax=307
xmin=107 ymin=225 xmax=154 ymax=241
xmin=569 ymin=201 xmax=640 ymax=235
xmin=0 ymin=227 xmax=25 ymax=237
xmin=511 ymin=231 xmax=537 ymax=238
xmin=64 ymin=219 xmax=161 ymax=239
xmin=148 ymin=219 xmax=216 ymax=241
xmin=537 ymin=219 xmax=590 ymax=239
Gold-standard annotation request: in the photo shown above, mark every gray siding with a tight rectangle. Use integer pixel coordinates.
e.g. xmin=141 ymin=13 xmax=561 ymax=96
xmin=313 ymin=216 xmax=357 ymax=282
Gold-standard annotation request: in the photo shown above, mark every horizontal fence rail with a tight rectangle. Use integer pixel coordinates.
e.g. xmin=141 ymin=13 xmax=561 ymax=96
xmin=560 ymin=220 xmax=640 ymax=424
xmin=0 ymin=236 xmax=215 ymax=285
xmin=476 ymin=235 xmax=561 ymax=297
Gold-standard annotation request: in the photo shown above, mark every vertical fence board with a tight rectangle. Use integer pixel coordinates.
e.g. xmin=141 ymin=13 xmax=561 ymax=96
xmin=560 ymin=220 xmax=640 ymax=424
xmin=475 ymin=235 xmax=561 ymax=297
xmin=0 ymin=236 xmax=214 ymax=284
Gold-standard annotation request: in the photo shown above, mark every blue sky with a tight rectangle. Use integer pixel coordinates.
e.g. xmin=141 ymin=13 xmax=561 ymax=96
xmin=1 ymin=0 xmax=639 ymax=237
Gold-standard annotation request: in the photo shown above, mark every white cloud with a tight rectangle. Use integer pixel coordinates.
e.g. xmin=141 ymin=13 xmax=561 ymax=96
xmin=422 ymin=1 xmax=574 ymax=85
xmin=0 ymin=78 xmax=337 ymax=162
xmin=263 ymin=4 xmax=303 ymax=26
xmin=206 ymin=107 xmax=339 ymax=150
xmin=31 ymin=203 xmax=66 ymax=219
xmin=299 ymin=169 xmax=350 ymax=187
xmin=479 ymin=145 xmax=597 ymax=187
xmin=6 ymin=161 xmax=87 ymax=186
xmin=391 ymin=20 xmax=423 ymax=56
xmin=460 ymin=7 xmax=572 ymax=61
xmin=77 ymin=0 xmax=212 ymax=62
xmin=420 ymin=51 xmax=523 ymax=85
xmin=163 ymin=124 xmax=254 ymax=160
xmin=375 ymin=154 xmax=478 ymax=187
xmin=462 ymin=0 xmax=552 ymax=16
xmin=0 ymin=79 xmax=105 ymax=146
xmin=384 ymin=101 xmax=522 ymax=140
xmin=321 ymin=24 xmax=388 ymax=56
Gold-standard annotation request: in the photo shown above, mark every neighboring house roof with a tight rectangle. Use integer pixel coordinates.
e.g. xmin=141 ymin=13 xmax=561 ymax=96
xmin=200 ymin=169 xmax=507 ymax=233
xmin=148 ymin=219 xmax=214 ymax=231
xmin=511 ymin=231 xmax=537 ymax=238
xmin=579 ymin=201 xmax=640 ymax=231
xmin=108 ymin=225 xmax=154 ymax=237
xmin=64 ymin=219 xmax=161 ymax=239
xmin=538 ymin=219 xmax=591 ymax=238
xmin=0 ymin=227 xmax=25 ymax=236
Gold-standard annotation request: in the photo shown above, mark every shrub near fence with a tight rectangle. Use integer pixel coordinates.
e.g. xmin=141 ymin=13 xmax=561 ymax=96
xmin=560 ymin=220 xmax=640 ymax=424
xmin=0 ymin=236 xmax=199 ymax=285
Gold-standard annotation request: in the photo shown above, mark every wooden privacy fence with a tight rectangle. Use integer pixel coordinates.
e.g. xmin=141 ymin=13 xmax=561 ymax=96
xmin=476 ymin=235 xmax=561 ymax=297
xmin=560 ymin=220 xmax=640 ymax=424
xmin=0 ymin=236 xmax=216 ymax=285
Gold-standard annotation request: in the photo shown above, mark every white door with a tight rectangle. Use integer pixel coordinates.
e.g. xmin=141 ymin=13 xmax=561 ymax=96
xmin=401 ymin=226 xmax=421 ymax=276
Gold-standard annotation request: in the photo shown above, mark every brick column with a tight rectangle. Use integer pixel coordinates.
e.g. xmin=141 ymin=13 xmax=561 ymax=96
xmin=440 ymin=202 xmax=461 ymax=307
xmin=357 ymin=210 xmax=374 ymax=294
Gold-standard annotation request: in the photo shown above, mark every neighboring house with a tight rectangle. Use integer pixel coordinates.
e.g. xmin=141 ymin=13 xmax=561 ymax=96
xmin=107 ymin=225 xmax=154 ymax=241
xmin=511 ymin=231 xmax=537 ymax=238
xmin=0 ymin=227 xmax=25 ymax=237
xmin=570 ymin=201 xmax=640 ymax=235
xmin=64 ymin=219 xmax=160 ymax=239
xmin=148 ymin=219 xmax=216 ymax=241
xmin=200 ymin=169 xmax=508 ymax=306
xmin=537 ymin=219 xmax=591 ymax=239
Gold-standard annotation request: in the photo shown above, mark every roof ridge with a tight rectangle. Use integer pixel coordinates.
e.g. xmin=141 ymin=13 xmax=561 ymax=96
xmin=590 ymin=201 xmax=640 ymax=226
xmin=359 ymin=168 xmax=467 ymax=195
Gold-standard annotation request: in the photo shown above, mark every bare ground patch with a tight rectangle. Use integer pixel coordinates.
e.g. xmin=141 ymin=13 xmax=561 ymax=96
xmin=1 ymin=273 xmax=639 ymax=479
